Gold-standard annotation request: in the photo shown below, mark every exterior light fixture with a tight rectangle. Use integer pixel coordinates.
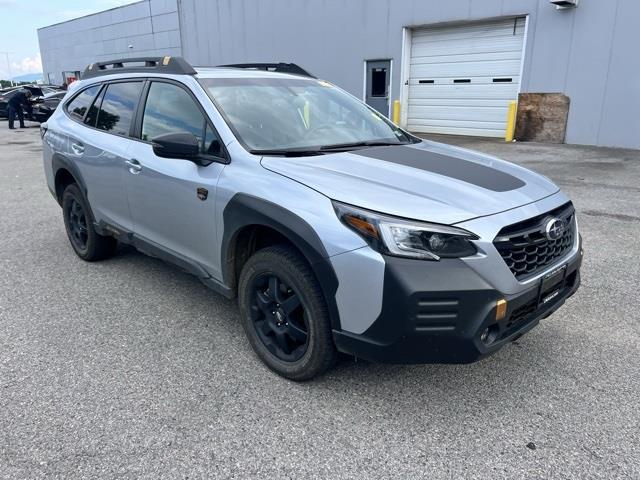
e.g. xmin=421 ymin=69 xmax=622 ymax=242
xmin=549 ymin=0 xmax=578 ymax=9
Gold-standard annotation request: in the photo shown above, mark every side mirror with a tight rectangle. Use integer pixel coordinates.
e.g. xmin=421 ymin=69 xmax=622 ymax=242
xmin=152 ymin=132 xmax=200 ymax=161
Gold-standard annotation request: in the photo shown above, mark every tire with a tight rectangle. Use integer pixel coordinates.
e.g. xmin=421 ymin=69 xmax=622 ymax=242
xmin=238 ymin=245 xmax=337 ymax=381
xmin=61 ymin=183 xmax=117 ymax=261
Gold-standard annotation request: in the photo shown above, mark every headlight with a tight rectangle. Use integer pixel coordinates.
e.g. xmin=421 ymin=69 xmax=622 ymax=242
xmin=333 ymin=201 xmax=478 ymax=260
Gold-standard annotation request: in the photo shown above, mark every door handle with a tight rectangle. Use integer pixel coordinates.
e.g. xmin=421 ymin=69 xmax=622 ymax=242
xmin=71 ymin=142 xmax=84 ymax=155
xmin=125 ymin=158 xmax=142 ymax=174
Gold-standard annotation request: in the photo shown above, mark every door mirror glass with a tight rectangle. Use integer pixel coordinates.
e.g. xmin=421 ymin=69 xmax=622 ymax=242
xmin=152 ymin=132 xmax=201 ymax=160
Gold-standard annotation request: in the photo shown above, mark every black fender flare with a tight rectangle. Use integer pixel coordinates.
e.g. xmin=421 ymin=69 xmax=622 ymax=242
xmin=50 ymin=153 xmax=105 ymax=235
xmin=52 ymin=153 xmax=89 ymax=205
xmin=222 ymin=193 xmax=341 ymax=330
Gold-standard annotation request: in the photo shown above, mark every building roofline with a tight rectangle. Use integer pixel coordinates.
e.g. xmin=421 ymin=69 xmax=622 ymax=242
xmin=37 ymin=0 xmax=146 ymax=31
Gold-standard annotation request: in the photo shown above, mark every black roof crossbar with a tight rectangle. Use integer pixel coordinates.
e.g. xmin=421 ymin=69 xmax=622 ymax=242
xmin=82 ymin=56 xmax=197 ymax=79
xmin=218 ymin=63 xmax=316 ymax=78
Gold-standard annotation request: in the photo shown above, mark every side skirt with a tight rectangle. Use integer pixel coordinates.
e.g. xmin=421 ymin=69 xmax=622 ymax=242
xmin=94 ymin=220 xmax=234 ymax=299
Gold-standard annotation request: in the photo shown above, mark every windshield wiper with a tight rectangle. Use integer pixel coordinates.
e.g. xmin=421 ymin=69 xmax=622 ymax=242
xmin=319 ymin=140 xmax=405 ymax=151
xmin=250 ymin=140 xmax=406 ymax=157
xmin=249 ymin=148 xmax=324 ymax=157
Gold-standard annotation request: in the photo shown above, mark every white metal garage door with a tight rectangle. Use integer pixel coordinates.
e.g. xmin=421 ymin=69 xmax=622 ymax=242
xmin=407 ymin=17 xmax=526 ymax=137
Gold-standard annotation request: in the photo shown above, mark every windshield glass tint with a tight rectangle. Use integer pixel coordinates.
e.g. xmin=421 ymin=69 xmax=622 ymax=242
xmin=199 ymin=77 xmax=410 ymax=151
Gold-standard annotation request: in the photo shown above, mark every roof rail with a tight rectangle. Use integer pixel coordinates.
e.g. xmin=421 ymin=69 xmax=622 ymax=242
xmin=218 ymin=63 xmax=316 ymax=78
xmin=82 ymin=56 xmax=197 ymax=79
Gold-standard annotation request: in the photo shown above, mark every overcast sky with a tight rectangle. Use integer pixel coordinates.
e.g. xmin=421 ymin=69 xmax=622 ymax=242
xmin=0 ymin=0 xmax=135 ymax=79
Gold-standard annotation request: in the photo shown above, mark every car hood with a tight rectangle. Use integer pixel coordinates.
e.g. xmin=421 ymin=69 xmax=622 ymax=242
xmin=260 ymin=141 xmax=560 ymax=225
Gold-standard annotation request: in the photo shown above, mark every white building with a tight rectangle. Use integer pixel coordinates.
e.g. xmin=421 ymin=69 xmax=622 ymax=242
xmin=39 ymin=0 xmax=640 ymax=148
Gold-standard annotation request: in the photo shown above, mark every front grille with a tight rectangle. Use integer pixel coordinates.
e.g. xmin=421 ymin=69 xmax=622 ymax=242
xmin=494 ymin=202 xmax=575 ymax=280
xmin=509 ymin=299 xmax=538 ymax=326
xmin=498 ymin=269 xmax=579 ymax=341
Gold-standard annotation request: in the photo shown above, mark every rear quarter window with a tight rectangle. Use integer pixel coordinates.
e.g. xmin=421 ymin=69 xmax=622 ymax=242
xmin=65 ymin=85 xmax=101 ymax=120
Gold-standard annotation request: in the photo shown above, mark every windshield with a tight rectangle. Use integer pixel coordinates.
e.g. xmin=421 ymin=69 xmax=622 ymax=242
xmin=199 ymin=77 xmax=415 ymax=152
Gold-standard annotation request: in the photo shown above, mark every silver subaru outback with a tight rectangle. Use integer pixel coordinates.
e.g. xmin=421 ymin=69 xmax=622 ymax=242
xmin=41 ymin=56 xmax=582 ymax=380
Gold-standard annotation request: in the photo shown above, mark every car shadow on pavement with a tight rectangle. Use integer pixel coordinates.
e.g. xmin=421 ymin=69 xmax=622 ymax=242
xmin=102 ymin=242 xmax=563 ymax=395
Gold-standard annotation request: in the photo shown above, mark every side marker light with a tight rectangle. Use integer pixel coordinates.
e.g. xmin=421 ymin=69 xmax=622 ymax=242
xmin=496 ymin=299 xmax=508 ymax=321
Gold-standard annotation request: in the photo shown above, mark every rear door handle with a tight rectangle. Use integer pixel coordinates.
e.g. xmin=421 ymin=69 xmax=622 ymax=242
xmin=125 ymin=158 xmax=142 ymax=174
xmin=71 ymin=142 xmax=84 ymax=155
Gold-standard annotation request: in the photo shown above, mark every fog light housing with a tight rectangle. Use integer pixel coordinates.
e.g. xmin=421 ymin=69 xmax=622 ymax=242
xmin=480 ymin=325 xmax=499 ymax=345
xmin=480 ymin=328 xmax=490 ymax=343
xmin=496 ymin=299 xmax=508 ymax=321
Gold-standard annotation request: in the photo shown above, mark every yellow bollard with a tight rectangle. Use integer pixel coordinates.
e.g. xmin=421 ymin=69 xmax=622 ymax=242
xmin=392 ymin=100 xmax=401 ymax=125
xmin=505 ymin=100 xmax=517 ymax=142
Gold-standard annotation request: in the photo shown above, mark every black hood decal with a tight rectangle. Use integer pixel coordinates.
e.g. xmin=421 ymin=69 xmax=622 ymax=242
xmin=353 ymin=146 xmax=525 ymax=192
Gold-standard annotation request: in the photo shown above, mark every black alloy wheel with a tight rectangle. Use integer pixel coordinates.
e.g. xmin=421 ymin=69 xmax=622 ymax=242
xmin=66 ymin=197 xmax=89 ymax=252
xmin=61 ymin=183 xmax=117 ymax=261
xmin=238 ymin=245 xmax=337 ymax=380
xmin=250 ymin=273 xmax=309 ymax=362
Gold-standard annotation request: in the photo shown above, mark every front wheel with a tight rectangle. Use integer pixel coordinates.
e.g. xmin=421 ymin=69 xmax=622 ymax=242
xmin=238 ymin=245 xmax=337 ymax=381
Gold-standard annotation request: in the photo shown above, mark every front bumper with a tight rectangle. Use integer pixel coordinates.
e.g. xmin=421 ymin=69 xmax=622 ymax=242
xmin=333 ymin=245 xmax=582 ymax=364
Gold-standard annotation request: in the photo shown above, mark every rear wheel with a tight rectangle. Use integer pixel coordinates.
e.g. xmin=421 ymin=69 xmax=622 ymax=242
xmin=238 ymin=245 xmax=337 ymax=380
xmin=62 ymin=183 xmax=117 ymax=261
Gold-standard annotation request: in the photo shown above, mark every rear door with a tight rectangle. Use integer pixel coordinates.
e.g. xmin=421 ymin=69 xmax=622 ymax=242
xmin=67 ymin=81 xmax=144 ymax=231
xmin=124 ymin=79 xmax=227 ymax=274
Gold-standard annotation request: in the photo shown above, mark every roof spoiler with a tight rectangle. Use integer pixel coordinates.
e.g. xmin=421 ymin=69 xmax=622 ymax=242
xmin=218 ymin=63 xmax=316 ymax=78
xmin=82 ymin=56 xmax=197 ymax=79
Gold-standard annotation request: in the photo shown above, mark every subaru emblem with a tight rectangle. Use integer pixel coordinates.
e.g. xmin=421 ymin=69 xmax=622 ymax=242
xmin=545 ymin=218 xmax=565 ymax=241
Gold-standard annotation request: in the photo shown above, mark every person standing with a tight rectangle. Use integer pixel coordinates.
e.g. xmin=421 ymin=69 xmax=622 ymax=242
xmin=7 ymin=89 xmax=33 ymax=129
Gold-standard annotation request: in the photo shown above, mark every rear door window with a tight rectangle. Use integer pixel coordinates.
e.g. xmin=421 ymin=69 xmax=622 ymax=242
xmin=66 ymin=85 xmax=101 ymax=120
xmin=96 ymin=81 xmax=143 ymax=136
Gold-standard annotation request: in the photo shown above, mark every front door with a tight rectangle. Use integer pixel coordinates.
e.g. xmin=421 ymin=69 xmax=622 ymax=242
xmin=124 ymin=80 xmax=227 ymax=275
xmin=365 ymin=60 xmax=391 ymax=117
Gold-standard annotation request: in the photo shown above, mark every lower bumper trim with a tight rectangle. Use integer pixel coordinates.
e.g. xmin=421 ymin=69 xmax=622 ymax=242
xmin=333 ymin=250 xmax=582 ymax=365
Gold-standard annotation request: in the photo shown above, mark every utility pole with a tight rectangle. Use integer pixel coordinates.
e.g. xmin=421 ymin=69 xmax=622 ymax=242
xmin=0 ymin=52 xmax=15 ymax=86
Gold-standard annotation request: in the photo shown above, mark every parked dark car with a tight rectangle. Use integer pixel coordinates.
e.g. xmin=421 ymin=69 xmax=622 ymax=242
xmin=0 ymin=85 xmax=64 ymax=118
xmin=31 ymin=91 xmax=66 ymax=122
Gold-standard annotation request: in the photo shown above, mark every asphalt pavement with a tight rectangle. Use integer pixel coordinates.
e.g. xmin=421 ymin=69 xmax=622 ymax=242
xmin=0 ymin=120 xmax=638 ymax=479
